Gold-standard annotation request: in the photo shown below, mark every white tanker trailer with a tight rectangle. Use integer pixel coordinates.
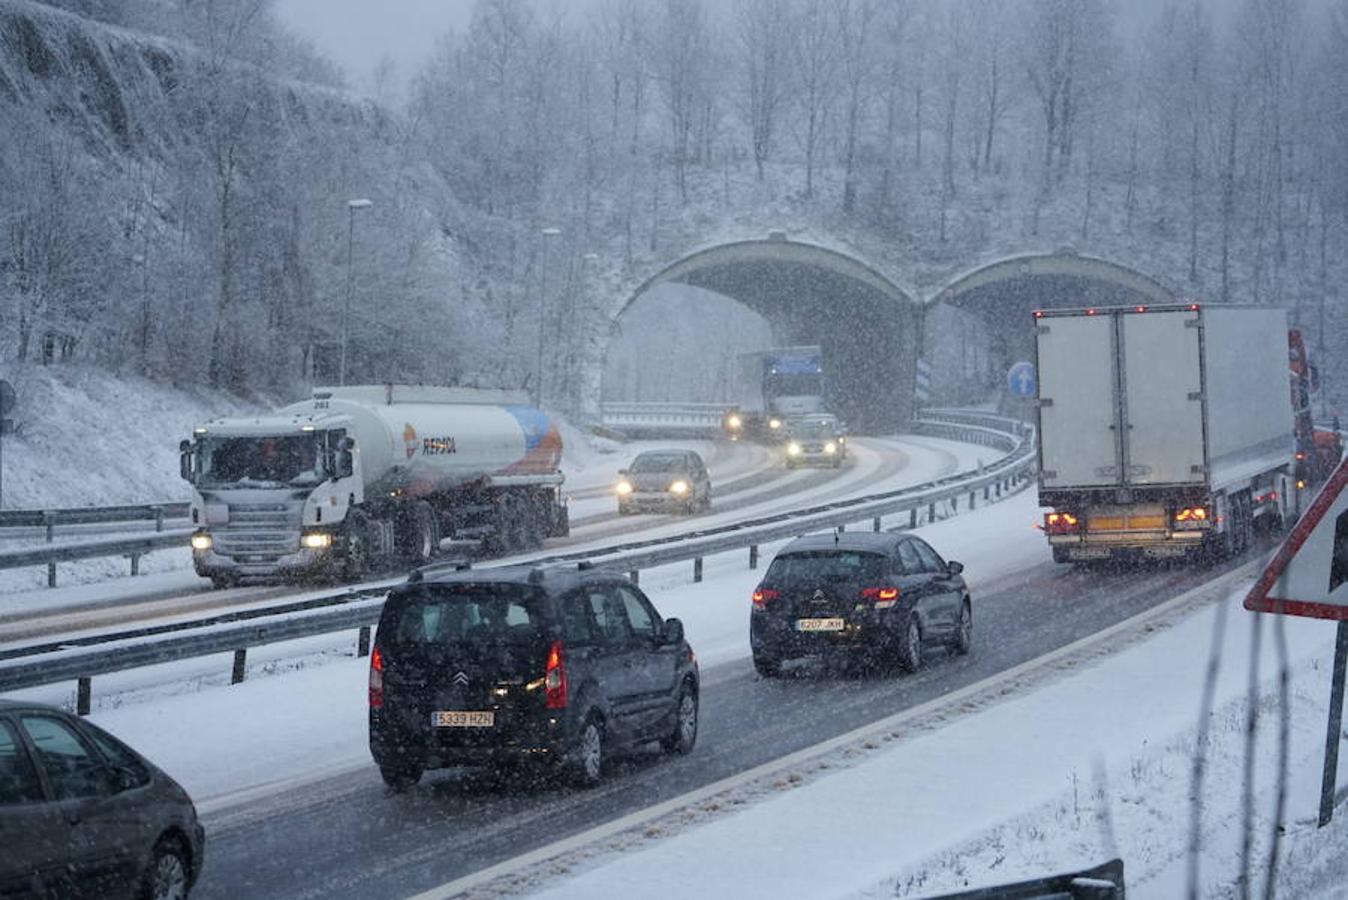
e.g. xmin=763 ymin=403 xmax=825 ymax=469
xmin=180 ymin=385 xmax=569 ymax=587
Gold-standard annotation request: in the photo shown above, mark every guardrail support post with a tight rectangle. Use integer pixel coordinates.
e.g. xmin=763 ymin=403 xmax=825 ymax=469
xmin=749 ymin=545 xmax=758 ymax=570
xmin=910 ymin=508 xmax=917 ymax=528
xmin=928 ymin=501 xmax=936 ymax=522
xmin=837 ymin=524 xmax=846 ymax=533
xmin=231 ymin=649 xmax=247 ymax=684
xmin=47 ymin=563 xmax=57 ymax=588
xmin=154 ymin=507 xmax=164 ymax=533
xmin=357 ymin=626 xmax=371 ymax=658
xmin=77 ymin=677 xmax=91 ymax=716
xmin=129 ymin=553 xmax=140 ymax=576
xmin=873 ymin=516 xmax=881 ymax=533
xmin=628 ymin=570 xmax=639 ymax=586
xmin=983 ymin=485 xmax=990 ymax=501
xmin=969 ymin=490 xmax=976 ymax=509
xmin=693 ymin=557 xmax=703 ymax=583
xmin=45 ymin=513 xmax=55 ymax=544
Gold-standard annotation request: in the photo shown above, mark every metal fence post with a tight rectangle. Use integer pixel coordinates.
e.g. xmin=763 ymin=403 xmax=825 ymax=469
xmin=45 ymin=513 xmax=54 ymax=544
xmin=693 ymin=557 xmax=703 ymax=583
xmin=872 ymin=516 xmax=881 ymax=532
xmin=231 ymin=649 xmax=247 ymax=684
xmin=154 ymin=506 xmax=164 ymax=532
xmin=749 ymin=545 xmax=758 ymax=570
xmin=47 ymin=563 xmax=56 ymax=588
xmin=129 ymin=553 xmax=140 ymax=576
xmin=910 ymin=508 xmax=917 ymax=528
xmin=357 ymin=626 xmax=371 ymax=658
xmin=77 ymin=677 xmax=91 ymax=716
xmin=928 ymin=501 xmax=936 ymax=522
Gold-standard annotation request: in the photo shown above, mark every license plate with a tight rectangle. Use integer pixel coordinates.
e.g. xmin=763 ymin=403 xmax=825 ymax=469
xmin=1069 ymin=547 xmax=1112 ymax=560
xmin=431 ymin=710 xmax=495 ymax=728
xmin=796 ymin=617 xmax=845 ymax=632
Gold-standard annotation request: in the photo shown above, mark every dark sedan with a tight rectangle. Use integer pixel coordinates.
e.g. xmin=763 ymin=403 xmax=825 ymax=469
xmin=749 ymin=532 xmax=971 ymax=676
xmin=0 ymin=700 xmax=204 ymax=899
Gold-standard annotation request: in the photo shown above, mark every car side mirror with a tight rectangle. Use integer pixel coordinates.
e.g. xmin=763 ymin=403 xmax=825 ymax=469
xmin=947 ymin=560 xmax=965 ymax=575
xmin=663 ymin=617 xmax=685 ymax=646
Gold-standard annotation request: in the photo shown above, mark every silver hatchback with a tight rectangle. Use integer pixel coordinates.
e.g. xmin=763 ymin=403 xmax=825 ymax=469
xmin=615 ymin=449 xmax=713 ymax=515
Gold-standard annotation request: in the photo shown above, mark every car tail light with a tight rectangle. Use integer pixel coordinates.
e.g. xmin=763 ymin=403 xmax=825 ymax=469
xmin=545 ymin=640 xmax=568 ymax=709
xmin=368 ymin=645 xmax=384 ymax=709
xmin=1044 ymin=512 xmax=1080 ymax=535
xmin=751 ymin=588 xmax=780 ymax=609
xmin=860 ymin=586 xmax=900 ymax=609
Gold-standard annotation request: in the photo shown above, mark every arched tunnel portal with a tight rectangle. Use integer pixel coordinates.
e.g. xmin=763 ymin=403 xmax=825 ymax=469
xmin=607 ymin=239 xmax=923 ymax=433
xmin=930 ymin=253 xmax=1177 ymax=399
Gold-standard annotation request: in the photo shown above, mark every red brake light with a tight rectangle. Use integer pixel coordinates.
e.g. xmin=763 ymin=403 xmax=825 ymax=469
xmin=545 ymin=640 xmax=568 ymax=709
xmin=368 ymin=645 xmax=384 ymax=709
xmin=1033 ymin=310 xmax=1044 ymax=318
xmin=752 ymin=588 xmax=780 ymax=609
xmin=861 ymin=587 xmax=900 ymax=601
xmin=1189 ymin=303 xmax=1200 ymax=311
xmin=1086 ymin=308 xmax=1097 ymax=316
xmin=1135 ymin=305 xmax=1147 ymax=313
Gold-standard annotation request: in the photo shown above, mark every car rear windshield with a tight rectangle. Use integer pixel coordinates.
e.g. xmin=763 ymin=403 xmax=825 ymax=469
xmin=384 ymin=585 xmax=546 ymax=646
xmin=766 ymin=551 xmax=888 ymax=583
xmin=631 ymin=453 xmax=690 ymax=473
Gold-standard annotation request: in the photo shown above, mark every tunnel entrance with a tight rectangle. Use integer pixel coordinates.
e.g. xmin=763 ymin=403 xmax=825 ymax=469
xmin=606 ymin=238 xmax=922 ymax=434
xmin=926 ymin=253 xmax=1175 ymax=407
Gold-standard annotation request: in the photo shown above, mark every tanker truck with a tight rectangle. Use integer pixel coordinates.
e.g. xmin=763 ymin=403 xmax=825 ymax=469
xmin=180 ymin=385 xmax=569 ymax=587
xmin=1036 ymin=304 xmax=1297 ymax=564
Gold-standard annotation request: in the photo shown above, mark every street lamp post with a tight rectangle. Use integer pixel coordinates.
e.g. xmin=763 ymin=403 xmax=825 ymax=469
xmin=340 ymin=198 xmax=374 ymax=386
xmin=534 ymin=226 xmax=563 ymax=406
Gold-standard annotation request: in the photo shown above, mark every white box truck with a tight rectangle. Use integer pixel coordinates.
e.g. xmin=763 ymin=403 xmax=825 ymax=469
xmin=1035 ymin=304 xmax=1296 ymax=564
xmin=180 ymin=385 xmax=569 ymax=587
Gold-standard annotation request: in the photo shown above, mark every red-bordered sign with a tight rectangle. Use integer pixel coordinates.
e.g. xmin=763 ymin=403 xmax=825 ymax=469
xmin=1245 ymin=458 xmax=1348 ymax=620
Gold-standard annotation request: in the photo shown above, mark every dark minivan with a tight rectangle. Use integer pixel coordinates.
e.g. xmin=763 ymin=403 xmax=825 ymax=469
xmin=369 ymin=564 xmax=699 ymax=790
xmin=0 ymin=700 xmax=204 ymax=900
xmin=750 ymin=532 xmax=972 ymax=676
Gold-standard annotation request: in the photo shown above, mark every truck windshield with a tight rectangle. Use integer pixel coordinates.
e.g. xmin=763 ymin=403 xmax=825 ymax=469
xmin=764 ymin=373 xmax=823 ymax=398
xmin=197 ymin=435 xmax=324 ymax=487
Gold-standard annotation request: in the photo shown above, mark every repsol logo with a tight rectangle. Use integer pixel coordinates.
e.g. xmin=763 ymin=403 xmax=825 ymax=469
xmin=422 ymin=436 xmax=457 ymax=455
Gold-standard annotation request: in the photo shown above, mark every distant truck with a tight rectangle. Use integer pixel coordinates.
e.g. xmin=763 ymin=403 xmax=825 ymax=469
xmin=180 ymin=385 xmax=569 ymax=587
xmin=1289 ymin=328 xmax=1344 ymax=483
xmin=1035 ymin=305 xmax=1296 ymax=564
xmin=723 ymin=345 xmax=828 ymax=441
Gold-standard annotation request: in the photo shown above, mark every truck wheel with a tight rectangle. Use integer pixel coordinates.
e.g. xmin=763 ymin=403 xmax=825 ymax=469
xmin=342 ymin=510 xmax=372 ymax=580
xmin=407 ymin=501 xmax=439 ymax=565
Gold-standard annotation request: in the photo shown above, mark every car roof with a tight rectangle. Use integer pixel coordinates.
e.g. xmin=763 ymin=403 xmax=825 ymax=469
xmin=395 ymin=563 xmax=621 ymax=597
xmin=633 ymin=448 xmax=698 ymax=460
xmin=779 ymin=531 xmax=907 ymax=553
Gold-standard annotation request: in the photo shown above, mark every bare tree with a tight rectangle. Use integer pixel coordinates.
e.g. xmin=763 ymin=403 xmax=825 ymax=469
xmin=836 ymin=0 xmax=879 ymax=213
xmin=789 ymin=0 xmax=837 ymax=199
xmin=736 ymin=0 xmax=792 ymax=181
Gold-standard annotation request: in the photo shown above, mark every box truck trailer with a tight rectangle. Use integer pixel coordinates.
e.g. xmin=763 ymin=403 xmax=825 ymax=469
xmin=1035 ymin=304 xmax=1296 ymax=564
xmin=181 ymin=385 xmax=569 ymax=587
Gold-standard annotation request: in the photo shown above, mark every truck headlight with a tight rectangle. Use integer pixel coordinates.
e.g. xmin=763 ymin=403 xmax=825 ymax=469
xmin=825 ymin=441 xmax=838 ymax=454
xmin=726 ymin=414 xmax=742 ymax=430
xmin=190 ymin=532 xmax=212 ymax=551
xmin=787 ymin=442 xmax=802 ymax=456
xmin=301 ymin=532 xmax=333 ymax=549
xmin=616 ymin=480 xmax=634 ymax=496
xmin=669 ymin=480 xmax=690 ymax=495
xmin=768 ymin=418 xmax=782 ymax=430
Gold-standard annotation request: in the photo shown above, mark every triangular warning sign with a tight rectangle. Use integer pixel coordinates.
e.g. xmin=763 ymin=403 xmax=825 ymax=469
xmin=1246 ymin=457 xmax=1348 ymax=620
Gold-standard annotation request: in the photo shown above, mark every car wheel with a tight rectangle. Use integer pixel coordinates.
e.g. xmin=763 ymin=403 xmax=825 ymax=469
xmin=896 ymin=616 xmax=923 ymax=673
xmin=567 ymin=718 xmax=604 ymax=787
xmin=407 ymin=500 xmax=439 ymax=565
xmin=753 ymin=653 xmax=781 ymax=678
xmin=380 ymin=765 xmax=421 ymax=793
xmin=661 ymin=683 xmax=698 ymax=754
xmin=141 ymin=836 xmax=189 ymax=900
xmin=951 ymin=600 xmax=972 ymax=656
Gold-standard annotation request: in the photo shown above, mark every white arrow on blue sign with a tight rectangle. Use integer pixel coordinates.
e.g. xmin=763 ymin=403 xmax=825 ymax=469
xmin=1006 ymin=361 xmax=1036 ymax=397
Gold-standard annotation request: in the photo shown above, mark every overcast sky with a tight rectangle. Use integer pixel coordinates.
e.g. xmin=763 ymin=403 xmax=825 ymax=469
xmin=274 ymin=0 xmax=474 ymax=97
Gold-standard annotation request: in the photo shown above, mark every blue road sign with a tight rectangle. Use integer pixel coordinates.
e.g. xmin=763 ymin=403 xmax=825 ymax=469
xmin=1007 ymin=361 xmax=1036 ymax=397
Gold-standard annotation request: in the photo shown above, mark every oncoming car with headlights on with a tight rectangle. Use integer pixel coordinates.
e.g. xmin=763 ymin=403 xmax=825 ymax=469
xmin=614 ymin=450 xmax=712 ymax=515
xmin=784 ymin=415 xmax=846 ymax=469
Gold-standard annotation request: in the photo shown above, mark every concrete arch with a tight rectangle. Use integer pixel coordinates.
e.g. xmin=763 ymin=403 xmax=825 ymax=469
xmin=600 ymin=237 xmax=923 ymax=432
xmin=924 ymin=251 xmax=1179 ymax=404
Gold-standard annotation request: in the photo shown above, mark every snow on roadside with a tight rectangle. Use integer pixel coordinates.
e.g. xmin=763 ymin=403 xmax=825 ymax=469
xmin=514 ymin=578 xmax=1348 ymax=900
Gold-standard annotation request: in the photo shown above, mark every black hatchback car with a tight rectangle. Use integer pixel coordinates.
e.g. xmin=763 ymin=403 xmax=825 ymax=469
xmin=0 ymin=700 xmax=204 ymax=900
xmin=369 ymin=564 xmax=699 ymax=790
xmin=750 ymin=532 xmax=971 ymax=676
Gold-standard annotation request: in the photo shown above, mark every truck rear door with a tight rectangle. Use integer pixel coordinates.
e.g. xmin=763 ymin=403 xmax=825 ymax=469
xmin=1036 ymin=314 xmax=1119 ymax=489
xmin=1120 ymin=309 xmax=1206 ymax=486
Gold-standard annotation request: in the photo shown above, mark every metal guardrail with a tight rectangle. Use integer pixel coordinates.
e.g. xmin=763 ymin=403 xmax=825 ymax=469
xmin=0 ymin=531 xmax=192 ymax=587
xmin=0 ymin=502 xmax=189 ymax=529
xmin=600 ymin=401 xmax=726 ymax=434
xmin=0 ymin=414 xmax=1036 ymax=710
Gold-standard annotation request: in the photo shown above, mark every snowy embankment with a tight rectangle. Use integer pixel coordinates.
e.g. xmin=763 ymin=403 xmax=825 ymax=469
xmin=506 ymin=569 xmax=1348 ymax=900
